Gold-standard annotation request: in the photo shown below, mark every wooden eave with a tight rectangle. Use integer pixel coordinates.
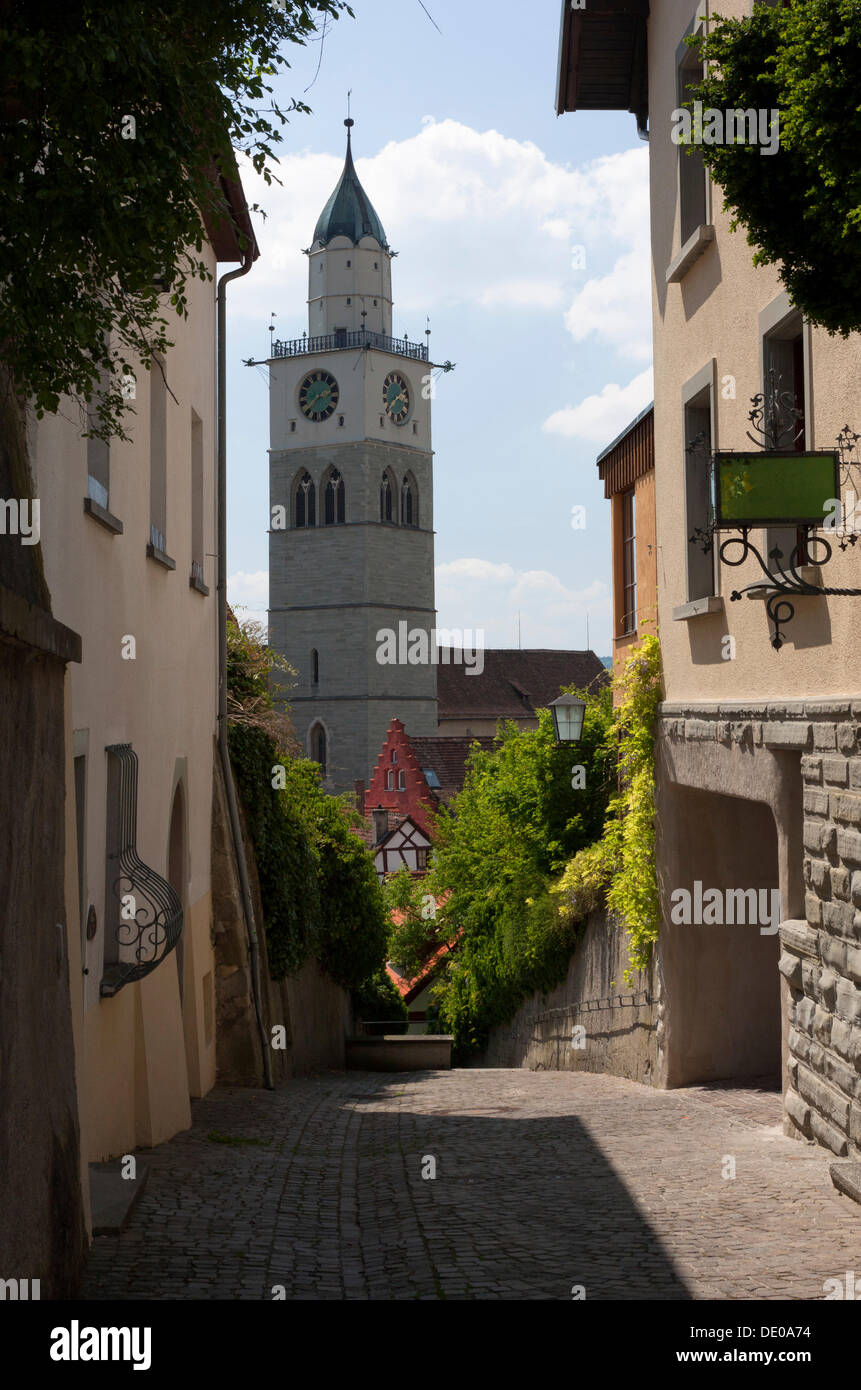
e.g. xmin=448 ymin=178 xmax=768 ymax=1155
xmin=596 ymin=403 xmax=654 ymax=499
xmin=555 ymin=0 xmax=649 ymax=126
xmin=201 ymin=158 xmax=260 ymax=265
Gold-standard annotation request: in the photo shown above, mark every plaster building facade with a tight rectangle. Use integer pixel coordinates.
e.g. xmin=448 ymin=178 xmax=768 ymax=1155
xmin=30 ymin=178 xmax=256 ymax=1180
xmin=267 ymin=121 xmax=438 ymax=794
xmin=558 ymin=0 xmax=861 ymax=1158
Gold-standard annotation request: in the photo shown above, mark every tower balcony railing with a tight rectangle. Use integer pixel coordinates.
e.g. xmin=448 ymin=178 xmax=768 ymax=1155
xmin=271 ymin=329 xmax=429 ymax=362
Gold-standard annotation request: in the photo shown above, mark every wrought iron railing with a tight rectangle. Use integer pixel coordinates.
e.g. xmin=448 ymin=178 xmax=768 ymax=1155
xmin=101 ymin=744 xmax=183 ymax=997
xmin=271 ymin=329 xmax=429 ymax=362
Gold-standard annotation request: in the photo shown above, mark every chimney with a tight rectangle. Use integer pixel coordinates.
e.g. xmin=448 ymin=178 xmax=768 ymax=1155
xmin=354 ymin=779 xmax=365 ymax=812
xmin=372 ymin=805 xmax=389 ymax=844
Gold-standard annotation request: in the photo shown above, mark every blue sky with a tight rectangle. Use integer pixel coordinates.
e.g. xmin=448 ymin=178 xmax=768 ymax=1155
xmin=225 ymin=0 xmax=652 ymax=655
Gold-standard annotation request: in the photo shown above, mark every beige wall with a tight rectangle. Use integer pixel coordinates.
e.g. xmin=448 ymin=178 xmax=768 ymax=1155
xmin=437 ymin=716 xmax=539 ymax=737
xmin=650 ymin=0 xmax=861 ymax=702
xmin=35 ymin=249 xmax=219 ymax=1160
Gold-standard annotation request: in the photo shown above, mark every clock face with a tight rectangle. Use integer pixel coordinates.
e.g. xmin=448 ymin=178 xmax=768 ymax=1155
xmin=383 ymin=371 xmax=410 ymax=424
xmin=299 ymin=369 xmax=339 ymax=421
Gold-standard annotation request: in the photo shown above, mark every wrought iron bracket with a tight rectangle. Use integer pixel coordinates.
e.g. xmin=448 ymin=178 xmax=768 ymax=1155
xmin=687 ymin=393 xmax=861 ymax=650
xmin=716 ymin=529 xmax=861 ymax=650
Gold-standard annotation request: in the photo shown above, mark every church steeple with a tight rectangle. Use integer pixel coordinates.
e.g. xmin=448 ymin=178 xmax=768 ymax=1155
xmin=307 ymin=120 xmax=393 ymax=338
xmin=267 ymin=111 xmax=438 ymax=794
xmin=312 ymin=119 xmax=388 ymax=250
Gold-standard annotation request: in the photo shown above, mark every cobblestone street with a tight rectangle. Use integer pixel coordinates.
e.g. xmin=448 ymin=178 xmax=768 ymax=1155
xmin=83 ymin=1069 xmax=861 ymax=1301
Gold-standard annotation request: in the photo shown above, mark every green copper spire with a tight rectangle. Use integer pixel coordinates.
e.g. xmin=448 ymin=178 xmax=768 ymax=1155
xmin=312 ymin=119 xmax=388 ymax=249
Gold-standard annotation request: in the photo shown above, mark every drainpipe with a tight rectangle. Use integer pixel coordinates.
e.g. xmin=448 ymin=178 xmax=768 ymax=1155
xmin=216 ymin=248 xmax=274 ymax=1091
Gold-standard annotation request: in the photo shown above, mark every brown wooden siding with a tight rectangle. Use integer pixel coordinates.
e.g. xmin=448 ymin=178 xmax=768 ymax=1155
xmin=598 ymin=405 xmax=654 ymax=498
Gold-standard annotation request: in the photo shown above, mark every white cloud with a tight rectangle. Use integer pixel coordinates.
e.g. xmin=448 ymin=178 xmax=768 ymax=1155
xmin=564 ymin=243 xmax=653 ymax=361
xmin=435 ymin=557 xmax=609 ymax=650
xmin=228 ymin=569 xmax=268 ymax=615
xmin=479 ymin=279 xmax=565 ymax=309
xmin=541 ymin=217 xmax=571 ymax=241
xmin=543 ymin=367 xmax=654 ymax=445
xmin=233 ymin=121 xmax=650 ymax=340
xmin=436 ymin=558 xmax=515 ymax=584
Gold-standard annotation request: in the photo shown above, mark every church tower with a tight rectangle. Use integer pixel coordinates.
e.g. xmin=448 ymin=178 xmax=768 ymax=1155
xmin=268 ymin=120 xmax=438 ymax=794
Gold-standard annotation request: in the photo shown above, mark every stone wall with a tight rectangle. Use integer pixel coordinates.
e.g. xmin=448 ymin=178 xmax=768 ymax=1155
xmin=475 ymin=908 xmax=657 ymax=1083
xmin=211 ymin=749 xmax=352 ymax=1086
xmin=657 ymin=699 xmax=861 ymax=1153
xmin=0 ymin=379 xmax=88 ymax=1295
xmin=271 ymin=960 xmax=352 ymax=1076
xmin=783 ymin=717 xmax=861 ymax=1157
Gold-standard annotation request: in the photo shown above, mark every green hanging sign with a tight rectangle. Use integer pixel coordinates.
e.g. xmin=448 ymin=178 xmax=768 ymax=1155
xmin=714 ymin=450 xmax=839 ymax=527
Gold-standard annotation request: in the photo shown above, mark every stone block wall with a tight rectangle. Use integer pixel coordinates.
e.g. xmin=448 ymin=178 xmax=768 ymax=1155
xmin=475 ymin=908 xmax=657 ymax=1083
xmin=657 ymin=698 xmax=861 ymax=1153
xmin=783 ymin=719 xmax=861 ymax=1157
xmin=212 ymin=749 xmax=352 ymax=1087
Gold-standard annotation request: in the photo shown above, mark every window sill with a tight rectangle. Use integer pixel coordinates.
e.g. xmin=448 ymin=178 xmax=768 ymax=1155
xmin=83 ymin=497 xmax=123 ymax=535
xmin=146 ymin=542 xmax=176 ymax=571
xmin=666 ymin=224 xmax=715 ymax=284
xmin=189 ymin=572 xmax=210 ymax=596
xmin=673 ymin=595 xmax=724 ymax=621
xmin=745 ymin=565 xmax=822 ymax=597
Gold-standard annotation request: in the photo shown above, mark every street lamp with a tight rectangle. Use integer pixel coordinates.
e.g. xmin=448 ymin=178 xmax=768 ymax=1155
xmin=548 ymin=693 xmax=586 ymax=746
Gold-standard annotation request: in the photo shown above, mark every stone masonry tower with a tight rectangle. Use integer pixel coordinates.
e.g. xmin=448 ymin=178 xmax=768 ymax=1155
xmin=268 ymin=120 xmax=438 ymax=793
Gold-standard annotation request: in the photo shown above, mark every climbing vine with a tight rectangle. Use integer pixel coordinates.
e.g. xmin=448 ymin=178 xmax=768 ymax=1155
xmin=429 ymin=639 xmax=663 ymax=1053
xmin=226 ymin=614 xmax=388 ymax=990
xmin=420 ymin=686 xmax=615 ymax=1055
xmin=554 ymin=634 xmax=663 ymax=981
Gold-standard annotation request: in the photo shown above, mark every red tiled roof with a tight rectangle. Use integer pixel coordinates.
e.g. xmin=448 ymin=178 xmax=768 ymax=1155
xmin=436 ymin=649 xmax=609 ymax=720
xmin=386 ymin=931 xmax=458 ymax=1004
xmin=409 ymin=735 xmax=496 ymax=802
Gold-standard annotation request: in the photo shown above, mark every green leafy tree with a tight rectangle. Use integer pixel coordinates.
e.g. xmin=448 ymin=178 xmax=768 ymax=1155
xmin=430 ymin=693 xmax=614 ymax=943
xmin=688 ymin=0 xmax=861 ymax=334
xmin=226 ymin=614 xmax=388 ymax=989
xmin=423 ymin=686 xmax=615 ymax=1054
xmin=383 ymin=865 xmax=442 ymax=981
xmin=352 ymin=969 xmax=408 ymax=1028
xmin=0 ymin=0 xmax=351 ymax=444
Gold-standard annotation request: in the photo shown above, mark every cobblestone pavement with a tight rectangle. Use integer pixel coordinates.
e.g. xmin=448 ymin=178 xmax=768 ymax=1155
xmin=83 ymin=1069 xmax=861 ymax=1301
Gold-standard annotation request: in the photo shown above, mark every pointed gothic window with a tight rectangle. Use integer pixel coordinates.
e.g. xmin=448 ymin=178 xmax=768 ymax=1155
xmin=380 ymin=471 xmax=393 ymax=523
xmin=310 ymin=722 xmax=327 ymax=777
xmin=401 ymin=474 xmax=418 ymax=527
xmin=324 ymin=468 xmax=345 ymax=525
xmin=295 ymin=471 xmax=315 ymax=528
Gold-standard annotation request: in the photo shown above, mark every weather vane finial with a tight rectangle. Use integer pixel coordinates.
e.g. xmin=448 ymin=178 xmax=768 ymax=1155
xmin=345 ymin=90 xmax=353 ymax=139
